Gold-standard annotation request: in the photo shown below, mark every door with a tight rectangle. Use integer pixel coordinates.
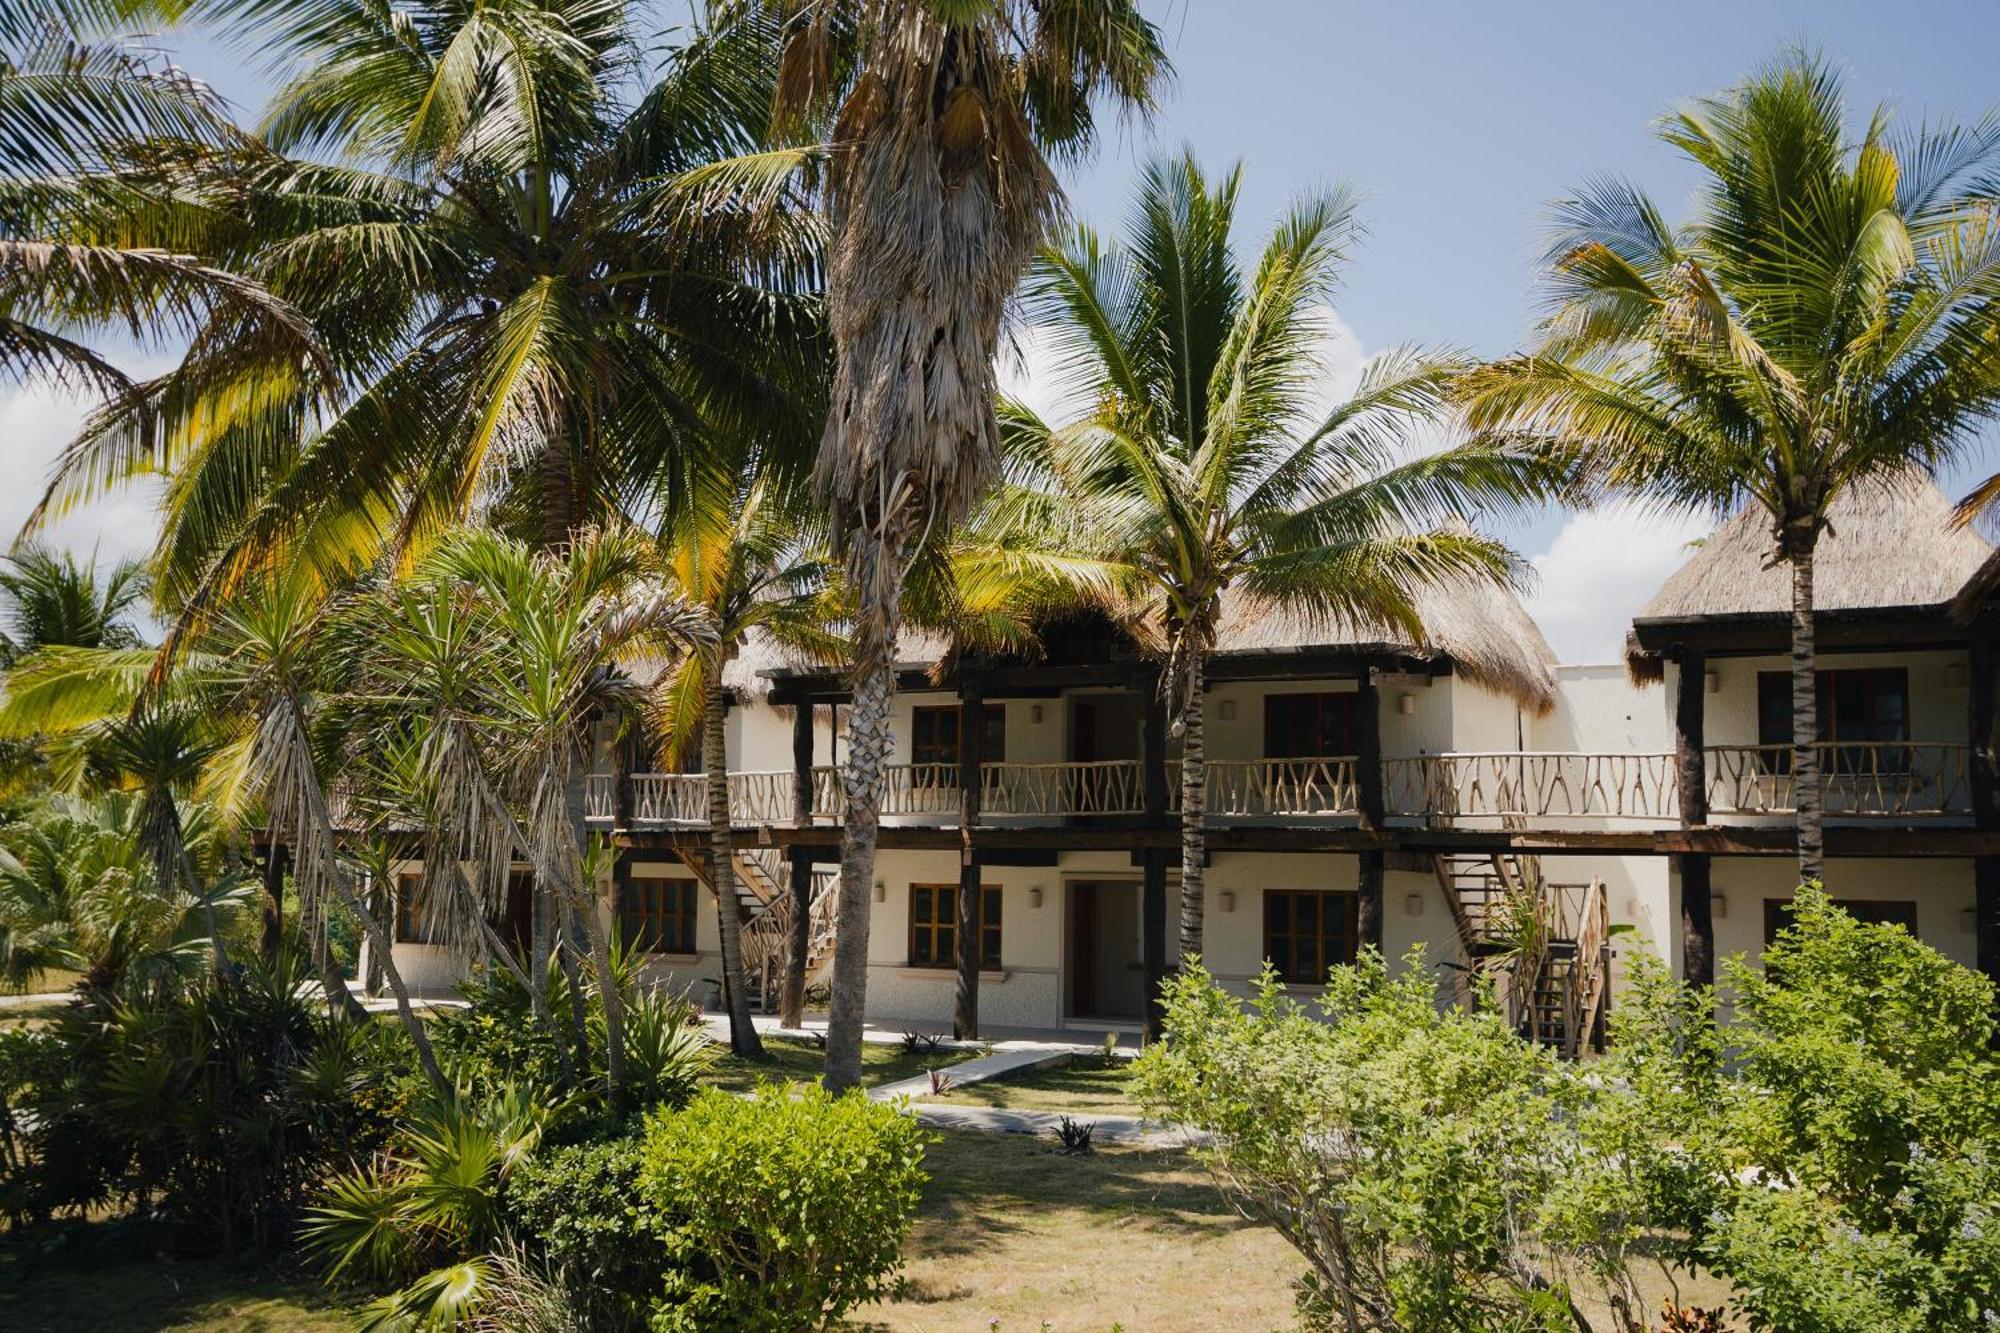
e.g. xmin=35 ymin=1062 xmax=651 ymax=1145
xmin=1067 ymin=881 xmax=1145 ymax=1021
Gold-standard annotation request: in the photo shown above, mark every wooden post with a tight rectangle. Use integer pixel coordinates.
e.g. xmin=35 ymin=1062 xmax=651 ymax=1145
xmin=781 ymin=702 xmax=815 ymax=1028
xmin=1673 ymin=650 xmax=1714 ymax=985
xmin=1354 ymin=670 xmax=1386 ymax=951
xmin=260 ymin=843 xmax=287 ymax=963
xmin=1141 ymin=682 xmax=1170 ymax=1038
xmin=952 ymin=681 xmax=985 ymax=1039
xmin=1969 ymin=634 xmax=2000 ymax=989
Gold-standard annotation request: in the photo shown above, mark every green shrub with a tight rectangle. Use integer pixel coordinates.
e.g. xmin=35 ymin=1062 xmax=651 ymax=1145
xmin=618 ymin=986 xmax=714 ymax=1111
xmin=504 ymin=1136 xmax=662 ymax=1328
xmin=636 ymin=1084 xmax=929 ymax=1332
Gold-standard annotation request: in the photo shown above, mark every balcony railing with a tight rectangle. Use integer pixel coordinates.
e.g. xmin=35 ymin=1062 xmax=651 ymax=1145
xmin=1385 ymin=751 xmax=1680 ymax=823
xmin=586 ymin=744 xmax=1976 ymax=829
xmin=1171 ymin=757 xmax=1360 ymax=818
xmin=1705 ymin=743 xmax=1971 ymax=818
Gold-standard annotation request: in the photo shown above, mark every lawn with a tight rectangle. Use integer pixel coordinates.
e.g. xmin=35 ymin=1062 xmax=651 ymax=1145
xmin=855 ymin=1128 xmax=1299 ymax=1332
xmin=939 ymin=1056 xmax=1136 ymax=1113
xmin=703 ymin=1034 xmax=978 ymax=1095
xmin=0 ymin=1251 xmax=357 ymax=1332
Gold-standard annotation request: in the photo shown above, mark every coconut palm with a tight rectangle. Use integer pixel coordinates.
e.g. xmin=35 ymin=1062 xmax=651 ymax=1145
xmin=1005 ymin=154 xmax=1557 ymax=968
xmin=648 ymin=454 xmax=842 ymax=1058
xmin=27 ymin=0 xmax=823 ymax=620
xmin=1 ymin=2 xmax=316 ymax=399
xmin=0 ymin=546 xmax=145 ymax=667
xmin=422 ymin=526 xmax=710 ymax=1100
xmin=1465 ymin=54 xmax=2000 ymax=887
xmin=741 ymin=0 xmax=1168 ymax=1091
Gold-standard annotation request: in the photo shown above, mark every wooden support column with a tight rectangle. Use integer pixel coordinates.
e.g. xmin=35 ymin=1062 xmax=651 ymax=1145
xmin=610 ymin=730 xmax=639 ymax=930
xmin=1673 ymin=649 xmax=1714 ymax=985
xmin=1355 ymin=669 xmax=1385 ymax=950
xmin=1142 ymin=682 xmax=1170 ymax=1038
xmin=781 ymin=702 xmax=815 ymax=1028
xmin=953 ymin=681 xmax=985 ymax=1039
xmin=260 ymin=843 xmax=288 ymax=963
xmin=1970 ymin=633 xmax=2000 ymax=990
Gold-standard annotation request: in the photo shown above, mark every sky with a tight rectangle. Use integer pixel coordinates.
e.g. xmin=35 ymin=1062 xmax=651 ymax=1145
xmin=7 ymin=0 xmax=2000 ymax=662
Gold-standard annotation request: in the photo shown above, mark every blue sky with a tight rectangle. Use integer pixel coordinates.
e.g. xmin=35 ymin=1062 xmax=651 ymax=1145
xmin=9 ymin=1 xmax=2000 ymax=661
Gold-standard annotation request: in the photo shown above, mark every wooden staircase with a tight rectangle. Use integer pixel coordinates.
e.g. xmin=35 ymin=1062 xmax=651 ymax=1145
xmin=674 ymin=846 xmax=837 ymax=1009
xmin=1432 ymin=850 xmax=1611 ymax=1059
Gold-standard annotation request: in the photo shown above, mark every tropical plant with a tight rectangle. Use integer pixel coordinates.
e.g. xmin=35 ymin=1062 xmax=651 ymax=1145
xmin=1465 ymin=54 xmax=2000 ymax=896
xmin=647 ymin=450 xmax=842 ymax=1057
xmin=731 ymin=0 xmax=1168 ymax=1091
xmin=0 ymin=790 xmax=244 ymax=997
xmin=0 ymin=545 xmax=145 ymax=667
xmin=0 ymin=0 xmax=317 ymax=401
xmin=637 ymin=1083 xmax=931 ymax=1331
xmin=1598 ymin=889 xmax=2000 ymax=1333
xmin=1006 ymin=154 xmax=1555 ymax=969
xmin=28 ymin=0 xmax=822 ymax=620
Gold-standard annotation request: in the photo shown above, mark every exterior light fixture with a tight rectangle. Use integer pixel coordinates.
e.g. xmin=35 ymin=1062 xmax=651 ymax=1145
xmin=1219 ymin=890 xmax=1236 ymax=913
xmin=1029 ymin=703 xmax=1044 ymax=724
xmin=1710 ymin=892 xmax=1727 ymax=919
xmin=1398 ymin=693 xmax=1416 ymax=715
xmin=1029 ymin=887 xmax=1044 ymax=909
xmin=1217 ymin=698 xmax=1237 ymax=721
xmin=1405 ymin=893 xmax=1424 ymax=917
xmin=1704 ymin=669 xmax=1720 ymax=694
xmin=872 ymin=879 xmax=886 ymax=904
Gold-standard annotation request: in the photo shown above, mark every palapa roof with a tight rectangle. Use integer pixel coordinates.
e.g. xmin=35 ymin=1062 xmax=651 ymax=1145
xmin=1625 ymin=472 xmax=1992 ymax=683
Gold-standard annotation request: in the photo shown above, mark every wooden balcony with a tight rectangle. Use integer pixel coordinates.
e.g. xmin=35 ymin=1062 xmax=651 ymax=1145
xmin=1704 ymin=742 xmax=1972 ymax=819
xmin=586 ymin=744 xmax=1976 ymax=832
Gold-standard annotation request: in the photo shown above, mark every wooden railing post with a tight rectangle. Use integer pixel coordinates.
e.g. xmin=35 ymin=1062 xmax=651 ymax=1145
xmin=953 ymin=681 xmax=984 ymax=1039
xmin=1142 ymin=678 xmax=1169 ymax=1038
xmin=1970 ymin=634 xmax=2000 ymax=989
xmin=781 ymin=702 xmax=814 ymax=1028
xmin=1356 ymin=670 xmax=1385 ymax=951
xmin=1673 ymin=649 xmax=1714 ymax=988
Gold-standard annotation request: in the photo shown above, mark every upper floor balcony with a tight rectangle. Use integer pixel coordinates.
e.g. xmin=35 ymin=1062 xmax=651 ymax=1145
xmin=583 ymin=740 xmax=1975 ymax=833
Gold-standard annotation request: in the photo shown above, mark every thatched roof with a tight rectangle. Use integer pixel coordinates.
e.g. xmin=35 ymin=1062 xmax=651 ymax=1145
xmin=1625 ymin=472 xmax=1991 ymax=683
xmin=1210 ymin=579 xmax=1559 ymax=714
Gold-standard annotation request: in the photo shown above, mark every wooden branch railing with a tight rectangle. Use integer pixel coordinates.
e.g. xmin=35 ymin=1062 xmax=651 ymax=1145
xmin=1169 ymin=757 xmax=1360 ymax=817
xmin=982 ymin=760 xmax=1145 ymax=817
xmin=1385 ymin=752 xmax=1678 ymax=822
xmin=1705 ymin=743 xmax=1971 ymax=817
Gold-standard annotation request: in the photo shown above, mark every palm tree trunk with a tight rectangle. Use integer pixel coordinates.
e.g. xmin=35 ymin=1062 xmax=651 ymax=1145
xmin=342 ymin=881 xmax=449 ymax=1094
xmin=1177 ymin=653 xmax=1207 ymax=967
xmin=1790 ymin=547 xmax=1824 ymax=885
xmin=298 ymin=875 xmax=361 ymax=1019
xmin=824 ymin=548 xmax=908 ymax=1093
xmin=707 ymin=666 xmax=766 ymax=1058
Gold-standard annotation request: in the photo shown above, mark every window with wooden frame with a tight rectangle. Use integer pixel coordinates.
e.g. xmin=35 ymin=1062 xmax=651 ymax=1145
xmin=1756 ymin=668 xmax=1910 ymax=772
xmin=394 ymin=872 xmax=433 ymax=944
xmin=909 ymin=704 xmax=1007 ymax=770
xmin=1262 ymin=889 xmax=1359 ymax=984
xmin=1763 ymin=896 xmax=1917 ymax=946
xmin=907 ymin=883 xmax=1002 ymax=969
xmin=1263 ymin=692 xmax=1359 ymax=759
xmin=619 ymin=877 xmax=698 ymax=955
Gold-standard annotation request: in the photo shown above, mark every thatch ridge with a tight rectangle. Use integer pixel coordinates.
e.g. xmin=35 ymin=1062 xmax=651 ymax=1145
xmin=1624 ymin=472 xmax=1991 ymax=683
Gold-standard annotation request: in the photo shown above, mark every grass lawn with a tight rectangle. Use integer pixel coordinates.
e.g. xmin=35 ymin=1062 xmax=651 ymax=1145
xmin=703 ymin=1034 xmax=978 ymax=1095
xmin=855 ymin=1128 xmax=1298 ymax=1332
xmin=939 ymin=1056 xmax=1136 ymax=1113
xmin=0 ymin=1251 xmax=357 ymax=1332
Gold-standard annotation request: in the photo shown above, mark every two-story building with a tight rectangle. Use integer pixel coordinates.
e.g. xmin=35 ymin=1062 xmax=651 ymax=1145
xmin=380 ymin=473 xmax=2000 ymax=1043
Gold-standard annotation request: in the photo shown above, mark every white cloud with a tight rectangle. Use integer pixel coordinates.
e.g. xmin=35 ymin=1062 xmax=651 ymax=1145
xmin=0 ymin=380 xmax=164 ymax=571
xmin=1523 ymin=502 xmax=1715 ymax=665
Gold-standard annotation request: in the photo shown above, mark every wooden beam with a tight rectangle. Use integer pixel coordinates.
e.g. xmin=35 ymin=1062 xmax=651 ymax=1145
xmin=1142 ymin=680 xmax=1169 ymax=1038
xmin=954 ymin=684 xmax=984 ymax=1039
xmin=1675 ymin=649 xmax=1708 ymax=827
xmin=1973 ymin=634 xmax=2000 ymax=988
xmin=1355 ymin=670 xmax=1385 ymax=828
xmin=1679 ymin=854 xmax=1714 ymax=988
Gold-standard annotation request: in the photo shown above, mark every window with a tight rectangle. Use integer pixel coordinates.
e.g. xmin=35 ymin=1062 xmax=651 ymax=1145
xmin=395 ymin=872 xmax=433 ymax=944
xmin=1263 ymin=889 xmax=1359 ymax=984
xmin=1763 ymin=897 xmax=1917 ymax=946
xmin=1756 ymin=668 xmax=1909 ymax=772
xmin=1263 ymin=692 xmax=1358 ymax=759
xmin=620 ymin=877 xmax=698 ymax=954
xmin=910 ymin=704 xmax=1006 ymax=769
xmin=907 ymin=883 xmax=1002 ymax=969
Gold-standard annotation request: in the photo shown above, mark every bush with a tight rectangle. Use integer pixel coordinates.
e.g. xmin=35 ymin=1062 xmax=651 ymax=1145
xmin=636 ymin=1084 xmax=930 ymax=1332
xmin=504 ymin=1136 xmax=664 ymax=1329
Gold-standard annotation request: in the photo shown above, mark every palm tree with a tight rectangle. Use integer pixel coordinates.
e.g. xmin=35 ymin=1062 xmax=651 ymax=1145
xmin=422 ymin=527 xmax=709 ymax=1100
xmin=27 ymin=1 xmax=822 ymax=619
xmin=1 ymin=1 xmax=316 ymax=399
xmin=748 ymin=0 xmax=1168 ymax=1092
xmin=0 ymin=546 xmax=145 ymax=666
xmin=648 ymin=455 xmax=842 ymax=1058
xmin=1466 ymin=54 xmax=2000 ymax=888
xmin=1005 ymin=154 xmax=1557 ymax=969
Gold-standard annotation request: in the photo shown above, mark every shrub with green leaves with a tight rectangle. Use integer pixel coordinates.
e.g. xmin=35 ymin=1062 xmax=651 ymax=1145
xmin=503 ymin=1135 xmax=664 ymax=1329
xmin=636 ymin=1084 xmax=930 ymax=1332
xmin=1602 ymin=886 xmax=2000 ymax=1333
xmin=1133 ymin=952 xmax=1645 ymax=1331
